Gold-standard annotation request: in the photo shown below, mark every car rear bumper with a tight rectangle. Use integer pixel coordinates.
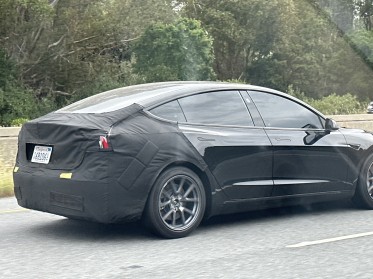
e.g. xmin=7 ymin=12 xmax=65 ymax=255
xmin=13 ymin=167 xmax=144 ymax=223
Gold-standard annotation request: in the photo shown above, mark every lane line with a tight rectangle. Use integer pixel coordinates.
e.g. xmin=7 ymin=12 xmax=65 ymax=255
xmin=0 ymin=208 xmax=29 ymax=214
xmin=287 ymin=231 xmax=373 ymax=248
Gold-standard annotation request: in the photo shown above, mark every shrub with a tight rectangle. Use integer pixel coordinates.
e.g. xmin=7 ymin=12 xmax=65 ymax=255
xmin=308 ymin=93 xmax=366 ymax=115
xmin=287 ymin=85 xmax=365 ymax=115
xmin=10 ymin=118 xmax=29 ymax=127
xmin=0 ymin=85 xmax=40 ymax=126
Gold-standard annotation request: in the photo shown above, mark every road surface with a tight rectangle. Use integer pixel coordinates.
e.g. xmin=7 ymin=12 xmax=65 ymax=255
xmin=1 ymin=197 xmax=373 ymax=278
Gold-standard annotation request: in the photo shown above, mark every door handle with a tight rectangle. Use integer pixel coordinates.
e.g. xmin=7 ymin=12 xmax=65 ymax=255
xmin=197 ymin=137 xmax=215 ymax=142
xmin=348 ymin=144 xmax=361 ymax=150
xmin=275 ymin=137 xmax=291 ymax=142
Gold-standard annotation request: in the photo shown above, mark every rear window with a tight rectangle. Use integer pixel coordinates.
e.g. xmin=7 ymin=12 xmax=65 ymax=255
xmin=56 ymin=84 xmax=183 ymax=113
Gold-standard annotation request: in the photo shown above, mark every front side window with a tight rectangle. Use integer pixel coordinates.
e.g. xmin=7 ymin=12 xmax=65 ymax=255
xmin=249 ymin=91 xmax=323 ymax=129
xmin=178 ymin=91 xmax=254 ymax=126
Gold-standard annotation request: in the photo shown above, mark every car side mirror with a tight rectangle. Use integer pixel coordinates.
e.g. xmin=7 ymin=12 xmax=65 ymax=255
xmin=325 ymin=118 xmax=339 ymax=131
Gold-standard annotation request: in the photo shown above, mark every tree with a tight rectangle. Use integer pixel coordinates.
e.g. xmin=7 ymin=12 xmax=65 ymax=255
xmin=0 ymin=0 xmax=177 ymax=102
xmin=133 ymin=18 xmax=215 ymax=82
xmin=176 ymin=0 xmax=290 ymax=81
xmin=178 ymin=0 xmax=373 ymax=99
xmin=356 ymin=0 xmax=373 ymax=31
xmin=313 ymin=0 xmax=355 ymax=33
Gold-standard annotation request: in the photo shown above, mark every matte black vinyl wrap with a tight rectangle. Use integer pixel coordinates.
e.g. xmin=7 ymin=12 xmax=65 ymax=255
xmin=14 ymin=104 xmax=219 ymax=223
xmin=14 ymin=82 xmax=373 ymax=225
xmin=105 ymin=111 xmax=218 ymax=222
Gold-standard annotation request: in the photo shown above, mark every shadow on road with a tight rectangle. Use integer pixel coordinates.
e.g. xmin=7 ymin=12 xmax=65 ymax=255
xmin=202 ymin=199 xmax=357 ymax=228
xmin=28 ymin=218 xmax=153 ymax=241
xmin=27 ymin=199 xmax=358 ymax=241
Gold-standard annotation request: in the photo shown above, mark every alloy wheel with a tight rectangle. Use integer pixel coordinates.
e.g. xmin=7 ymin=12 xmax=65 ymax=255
xmin=158 ymin=175 xmax=202 ymax=231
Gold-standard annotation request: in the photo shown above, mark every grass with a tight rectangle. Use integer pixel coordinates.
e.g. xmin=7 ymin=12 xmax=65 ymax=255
xmin=0 ymin=167 xmax=14 ymax=198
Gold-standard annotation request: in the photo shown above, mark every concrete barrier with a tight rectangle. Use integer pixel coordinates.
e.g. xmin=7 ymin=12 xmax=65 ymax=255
xmin=327 ymin=114 xmax=373 ymax=131
xmin=0 ymin=127 xmax=21 ymax=138
xmin=0 ymin=128 xmax=19 ymax=184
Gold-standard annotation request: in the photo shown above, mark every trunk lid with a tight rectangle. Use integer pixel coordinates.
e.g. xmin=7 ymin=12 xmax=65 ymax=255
xmin=18 ymin=112 xmax=114 ymax=170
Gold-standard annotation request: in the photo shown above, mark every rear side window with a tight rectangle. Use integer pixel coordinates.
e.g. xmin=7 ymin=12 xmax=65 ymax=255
xmin=150 ymin=100 xmax=186 ymax=122
xmin=178 ymin=91 xmax=254 ymax=126
xmin=249 ymin=91 xmax=323 ymax=129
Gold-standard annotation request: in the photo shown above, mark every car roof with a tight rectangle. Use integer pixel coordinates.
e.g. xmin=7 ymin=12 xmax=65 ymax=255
xmin=57 ymin=81 xmax=324 ymax=118
xmin=98 ymin=81 xmax=282 ymax=107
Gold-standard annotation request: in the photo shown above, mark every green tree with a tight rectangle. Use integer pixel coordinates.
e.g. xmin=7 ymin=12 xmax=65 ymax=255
xmin=177 ymin=0 xmax=373 ymax=99
xmin=0 ymin=0 xmax=176 ymax=103
xmin=356 ymin=0 xmax=373 ymax=30
xmin=176 ymin=0 xmax=289 ymax=81
xmin=133 ymin=18 xmax=215 ymax=82
xmin=0 ymin=49 xmax=42 ymax=126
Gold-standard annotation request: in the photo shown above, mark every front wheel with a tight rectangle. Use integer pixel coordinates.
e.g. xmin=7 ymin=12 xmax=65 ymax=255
xmin=144 ymin=167 xmax=206 ymax=238
xmin=353 ymin=154 xmax=373 ymax=209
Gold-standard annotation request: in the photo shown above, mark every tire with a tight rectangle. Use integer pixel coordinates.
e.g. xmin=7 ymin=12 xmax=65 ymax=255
xmin=353 ymin=153 xmax=373 ymax=209
xmin=144 ymin=167 xmax=206 ymax=238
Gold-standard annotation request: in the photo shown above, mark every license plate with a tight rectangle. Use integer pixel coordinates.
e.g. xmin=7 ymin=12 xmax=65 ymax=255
xmin=31 ymin=146 xmax=53 ymax=164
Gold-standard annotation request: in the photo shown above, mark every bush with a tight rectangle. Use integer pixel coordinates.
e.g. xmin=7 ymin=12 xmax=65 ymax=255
xmin=0 ymin=84 xmax=40 ymax=126
xmin=287 ymin=85 xmax=365 ymax=115
xmin=10 ymin=118 xmax=29 ymax=127
xmin=308 ymin=93 xmax=366 ymax=115
xmin=0 ymin=48 xmax=54 ymax=126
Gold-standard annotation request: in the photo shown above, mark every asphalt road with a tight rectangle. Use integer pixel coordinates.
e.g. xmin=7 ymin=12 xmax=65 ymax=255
xmin=1 ymin=197 xmax=373 ymax=279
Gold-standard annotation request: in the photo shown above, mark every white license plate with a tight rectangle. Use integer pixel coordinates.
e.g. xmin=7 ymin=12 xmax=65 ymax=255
xmin=31 ymin=146 xmax=53 ymax=164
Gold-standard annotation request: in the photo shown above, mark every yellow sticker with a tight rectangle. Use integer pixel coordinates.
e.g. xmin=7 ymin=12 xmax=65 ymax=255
xmin=14 ymin=167 xmax=19 ymax=173
xmin=60 ymin=173 xmax=72 ymax=179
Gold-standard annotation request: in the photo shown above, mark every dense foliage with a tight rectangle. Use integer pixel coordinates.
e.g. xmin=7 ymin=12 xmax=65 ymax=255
xmin=0 ymin=0 xmax=373 ymax=125
xmin=133 ymin=18 xmax=215 ymax=82
xmin=287 ymin=86 xmax=366 ymax=115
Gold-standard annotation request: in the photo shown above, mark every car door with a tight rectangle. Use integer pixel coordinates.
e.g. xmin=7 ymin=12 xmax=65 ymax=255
xmin=150 ymin=90 xmax=274 ymax=200
xmin=248 ymin=90 xmax=353 ymax=197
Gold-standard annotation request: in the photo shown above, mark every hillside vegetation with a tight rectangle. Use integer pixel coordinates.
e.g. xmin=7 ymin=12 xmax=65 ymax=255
xmin=1 ymin=0 xmax=373 ymax=125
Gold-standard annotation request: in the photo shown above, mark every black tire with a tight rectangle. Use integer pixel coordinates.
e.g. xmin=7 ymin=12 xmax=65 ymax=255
xmin=144 ymin=167 xmax=206 ymax=238
xmin=353 ymin=153 xmax=373 ymax=209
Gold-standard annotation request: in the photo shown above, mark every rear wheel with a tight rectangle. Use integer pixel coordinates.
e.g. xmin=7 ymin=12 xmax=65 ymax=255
xmin=353 ymin=154 xmax=373 ymax=209
xmin=144 ymin=167 xmax=206 ymax=238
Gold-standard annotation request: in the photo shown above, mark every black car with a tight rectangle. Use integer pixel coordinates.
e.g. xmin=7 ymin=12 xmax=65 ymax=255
xmin=13 ymin=81 xmax=373 ymax=238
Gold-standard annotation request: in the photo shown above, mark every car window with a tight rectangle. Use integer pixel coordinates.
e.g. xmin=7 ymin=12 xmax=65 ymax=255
xmin=249 ymin=91 xmax=323 ymax=129
xmin=178 ymin=91 xmax=254 ymax=126
xmin=150 ymin=100 xmax=186 ymax=122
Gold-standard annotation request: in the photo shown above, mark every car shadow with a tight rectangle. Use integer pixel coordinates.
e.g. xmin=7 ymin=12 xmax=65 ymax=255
xmin=28 ymin=199 xmax=359 ymax=241
xmin=28 ymin=218 xmax=154 ymax=241
xmin=201 ymin=199 xmax=357 ymax=228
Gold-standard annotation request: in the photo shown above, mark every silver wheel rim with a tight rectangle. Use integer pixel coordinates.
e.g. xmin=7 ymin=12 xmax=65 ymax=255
xmin=367 ymin=162 xmax=373 ymax=198
xmin=158 ymin=174 xmax=202 ymax=231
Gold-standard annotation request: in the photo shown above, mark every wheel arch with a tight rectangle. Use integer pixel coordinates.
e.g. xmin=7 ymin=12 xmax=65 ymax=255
xmin=356 ymin=147 xmax=373 ymax=183
xmin=145 ymin=160 xmax=214 ymax=219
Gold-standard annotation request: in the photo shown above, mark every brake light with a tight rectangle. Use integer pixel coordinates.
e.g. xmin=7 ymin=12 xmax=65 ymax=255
xmin=99 ymin=136 xmax=109 ymax=149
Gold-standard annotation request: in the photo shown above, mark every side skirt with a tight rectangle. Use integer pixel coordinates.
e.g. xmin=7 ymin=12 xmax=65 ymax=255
xmin=216 ymin=190 xmax=355 ymax=216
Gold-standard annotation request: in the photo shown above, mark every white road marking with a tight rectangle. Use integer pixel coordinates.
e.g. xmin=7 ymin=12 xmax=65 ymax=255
xmin=0 ymin=208 xmax=29 ymax=214
xmin=287 ymin=231 xmax=373 ymax=248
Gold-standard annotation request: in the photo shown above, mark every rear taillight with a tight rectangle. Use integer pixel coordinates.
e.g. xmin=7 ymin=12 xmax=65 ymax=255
xmin=99 ymin=136 xmax=109 ymax=149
